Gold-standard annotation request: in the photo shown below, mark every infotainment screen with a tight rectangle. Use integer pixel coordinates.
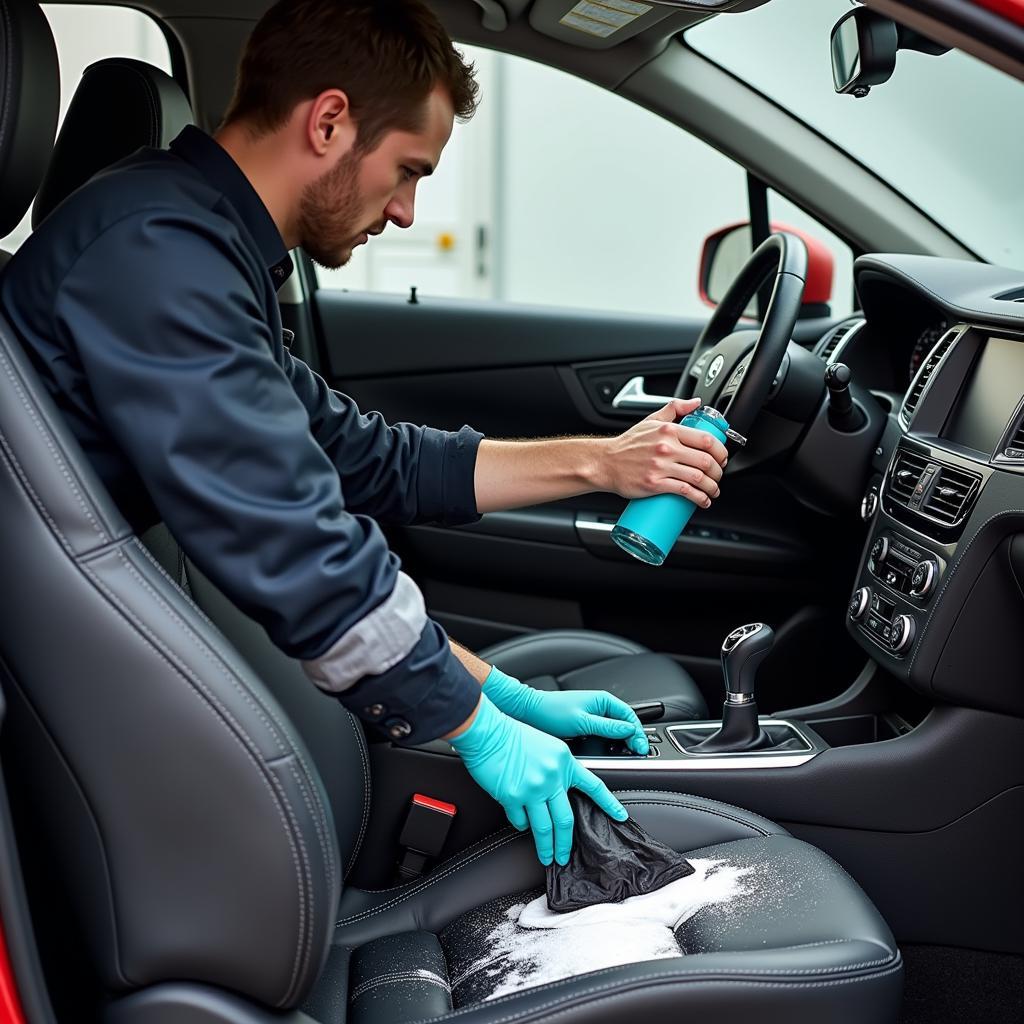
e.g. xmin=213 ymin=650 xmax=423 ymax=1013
xmin=941 ymin=336 xmax=1024 ymax=454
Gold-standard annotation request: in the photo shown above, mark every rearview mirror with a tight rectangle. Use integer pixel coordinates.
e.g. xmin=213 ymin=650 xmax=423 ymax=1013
xmin=831 ymin=8 xmax=897 ymax=96
xmin=831 ymin=7 xmax=950 ymax=97
xmin=699 ymin=222 xmax=834 ymax=319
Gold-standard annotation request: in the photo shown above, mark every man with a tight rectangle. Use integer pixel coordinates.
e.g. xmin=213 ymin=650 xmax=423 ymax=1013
xmin=0 ymin=0 xmax=727 ymax=867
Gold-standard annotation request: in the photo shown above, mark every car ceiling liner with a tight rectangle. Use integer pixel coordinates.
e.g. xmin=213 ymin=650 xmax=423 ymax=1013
xmin=466 ymin=0 xmax=771 ymax=51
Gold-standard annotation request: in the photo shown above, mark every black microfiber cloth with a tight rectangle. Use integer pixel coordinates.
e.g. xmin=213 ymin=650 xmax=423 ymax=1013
xmin=546 ymin=791 xmax=694 ymax=912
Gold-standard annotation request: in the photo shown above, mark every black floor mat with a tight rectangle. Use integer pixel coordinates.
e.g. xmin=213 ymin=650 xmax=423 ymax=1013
xmin=899 ymin=945 xmax=1024 ymax=1024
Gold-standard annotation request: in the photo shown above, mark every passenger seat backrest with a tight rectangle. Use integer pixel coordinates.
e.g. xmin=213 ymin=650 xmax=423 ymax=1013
xmin=0 ymin=307 xmax=341 ymax=1007
xmin=0 ymin=0 xmax=60 ymax=265
xmin=33 ymin=57 xmax=194 ymax=226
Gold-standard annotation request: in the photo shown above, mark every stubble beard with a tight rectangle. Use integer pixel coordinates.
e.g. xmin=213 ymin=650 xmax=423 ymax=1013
xmin=297 ymin=148 xmax=366 ymax=270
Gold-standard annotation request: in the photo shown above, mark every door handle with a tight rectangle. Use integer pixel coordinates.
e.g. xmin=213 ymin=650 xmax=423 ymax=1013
xmin=611 ymin=376 xmax=674 ymax=411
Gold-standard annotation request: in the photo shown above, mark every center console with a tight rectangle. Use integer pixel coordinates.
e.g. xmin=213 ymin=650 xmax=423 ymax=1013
xmin=571 ymin=622 xmax=829 ymax=771
xmin=846 ymin=323 xmax=1024 ymax=714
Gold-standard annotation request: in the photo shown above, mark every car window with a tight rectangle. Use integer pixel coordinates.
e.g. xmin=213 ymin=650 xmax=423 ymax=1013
xmin=315 ymin=46 xmax=853 ymax=320
xmin=0 ymin=4 xmax=172 ymax=254
xmin=688 ymin=0 xmax=1024 ymax=271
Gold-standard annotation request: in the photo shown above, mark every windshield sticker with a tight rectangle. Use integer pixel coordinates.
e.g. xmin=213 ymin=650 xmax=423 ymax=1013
xmin=560 ymin=0 xmax=653 ymax=38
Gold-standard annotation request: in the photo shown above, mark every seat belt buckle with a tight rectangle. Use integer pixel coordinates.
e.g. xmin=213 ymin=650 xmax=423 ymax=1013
xmin=396 ymin=794 xmax=457 ymax=882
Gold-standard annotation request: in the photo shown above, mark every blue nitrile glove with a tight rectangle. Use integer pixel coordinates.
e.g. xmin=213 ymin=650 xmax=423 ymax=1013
xmin=482 ymin=665 xmax=650 ymax=755
xmin=449 ymin=694 xmax=629 ymax=865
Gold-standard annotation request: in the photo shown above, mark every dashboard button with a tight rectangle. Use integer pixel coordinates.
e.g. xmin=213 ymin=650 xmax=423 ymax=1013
xmin=909 ymin=559 xmax=938 ymax=599
xmin=869 ymin=536 xmax=889 ymax=572
xmin=849 ymin=587 xmax=870 ymax=621
xmin=861 ymin=490 xmax=879 ymax=521
xmin=890 ymin=614 xmax=916 ymax=654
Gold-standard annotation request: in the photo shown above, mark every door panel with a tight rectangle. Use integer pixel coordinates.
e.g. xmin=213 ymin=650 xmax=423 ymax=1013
xmin=314 ymin=289 xmax=867 ymax=711
xmin=316 ymin=289 xmax=708 ymax=377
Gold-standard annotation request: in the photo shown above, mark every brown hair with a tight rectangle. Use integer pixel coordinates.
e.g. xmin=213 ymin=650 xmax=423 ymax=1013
xmin=222 ymin=0 xmax=478 ymax=150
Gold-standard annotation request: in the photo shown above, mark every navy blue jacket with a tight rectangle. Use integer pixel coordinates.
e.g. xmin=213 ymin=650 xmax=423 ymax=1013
xmin=0 ymin=125 xmax=483 ymax=743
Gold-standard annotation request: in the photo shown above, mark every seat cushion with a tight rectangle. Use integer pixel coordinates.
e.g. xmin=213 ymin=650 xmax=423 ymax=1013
xmin=329 ymin=791 xmax=901 ymax=1024
xmin=480 ymin=630 xmax=709 ymax=720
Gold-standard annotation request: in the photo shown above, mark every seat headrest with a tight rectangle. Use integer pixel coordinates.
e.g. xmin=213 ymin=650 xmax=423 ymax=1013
xmin=0 ymin=0 xmax=60 ymax=235
xmin=33 ymin=57 xmax=193 ymax=227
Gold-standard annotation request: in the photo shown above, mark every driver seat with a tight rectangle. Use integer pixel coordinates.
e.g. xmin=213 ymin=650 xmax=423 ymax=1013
xmin=27 ymin=52 xmax=710 ymax=724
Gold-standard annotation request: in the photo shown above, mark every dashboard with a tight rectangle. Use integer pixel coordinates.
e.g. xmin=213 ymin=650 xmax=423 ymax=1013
xmin=817 ymin=254 xmax=1024 ymax=718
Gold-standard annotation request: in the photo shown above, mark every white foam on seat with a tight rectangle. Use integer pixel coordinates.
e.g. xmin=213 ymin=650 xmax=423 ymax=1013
xmin=453 ymin=858 xmax=757 ymax=1001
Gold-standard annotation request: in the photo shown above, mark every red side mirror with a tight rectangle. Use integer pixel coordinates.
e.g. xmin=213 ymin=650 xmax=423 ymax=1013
xmin=699 ymin=221 xmax=835 ymax=317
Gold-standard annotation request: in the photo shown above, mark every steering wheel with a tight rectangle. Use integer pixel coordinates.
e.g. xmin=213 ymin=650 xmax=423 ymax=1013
xmin=677 ymin=233 xmax=807 ymax=438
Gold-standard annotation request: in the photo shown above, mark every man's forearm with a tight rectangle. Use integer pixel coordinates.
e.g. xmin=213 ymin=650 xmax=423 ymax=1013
xmin=473 ymin=437 xmax=608 ymax=514
xmin=449 ymin=638 xmax=492 ymax=683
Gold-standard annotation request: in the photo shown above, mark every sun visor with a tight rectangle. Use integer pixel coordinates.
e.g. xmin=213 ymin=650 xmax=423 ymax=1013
xmin=526 ymin=0 xmax=753 ymax=51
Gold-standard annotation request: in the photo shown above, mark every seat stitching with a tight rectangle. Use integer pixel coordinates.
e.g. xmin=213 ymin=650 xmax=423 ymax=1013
xmin=124 ymin=542 xmax=337 ymax=890
xmin=0 ymin=343 xmax=109 ymax=543
xmin=80 ymin=562 xmax=312 ymax=1003
xmin=485 ymin=631 xmax=645 ymax=665
xmin=354 ymin=826 xmax=517 ymax=895
xmin=336 ymin=797 xmax=775 ymax=927
xmin=427 ymin=963 xmax=903 ymax=1024
xmin=614 ymin=801 xmax=771 ymax=837
xmin=447 ymin=938 xmax=881 ymax=991
xmin=908 ymin=508 xmax=1024 ymax=672
xmin=450 ymin=952 xmax=896 ymax=993
xmin=115 ymin=549 xmax=331 ymax=987
xmin=351 ymin=973 xmax=452 ymax=999
xmin=343 ymin=712 xmax=372 ymax=879
xmin=612 ymin=790 xmax=782 ymax=831
xmin=167 ymin=548 xmax=337 ymax=884
xmin=335 ymin=832 xmax=521 ymax=927
xmin=0 ymin=430 xmax=72 ymax=549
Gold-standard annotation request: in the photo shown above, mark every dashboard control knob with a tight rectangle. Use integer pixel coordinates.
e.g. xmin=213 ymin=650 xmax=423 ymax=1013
xmin=890 ymin=614 xmax=916 ymax=654
xmin=849 ymin=587 xmax=870 ymax=621
xmin=869 ymin=536 xmax=890 ymax=570
xmin=861 ymin=490 xmax=879 ymax=521
xmin=909 ymin=559 xmax=938 ymax=598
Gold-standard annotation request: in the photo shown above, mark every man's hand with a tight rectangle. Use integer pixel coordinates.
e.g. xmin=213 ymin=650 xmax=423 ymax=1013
xmin=597 ymin=397 xmax=728 ymax=507
xmin=483 ymin=665 xmax=649 ymax=755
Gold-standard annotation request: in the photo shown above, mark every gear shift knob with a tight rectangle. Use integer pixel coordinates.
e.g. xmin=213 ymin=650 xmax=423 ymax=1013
xmin=721 ymin=623 xmax=775 ymax=699
xmin=689 ymin=623 xmax=775 ymax=754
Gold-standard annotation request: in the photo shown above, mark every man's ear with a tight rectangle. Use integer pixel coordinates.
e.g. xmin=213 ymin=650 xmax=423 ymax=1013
xmin=306 ymin=89 xmax=357 ymax=157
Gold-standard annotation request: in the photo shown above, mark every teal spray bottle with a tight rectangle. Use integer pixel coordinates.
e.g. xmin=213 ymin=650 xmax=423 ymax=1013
xmin=611 ymin=406 xmax=745 ymax=565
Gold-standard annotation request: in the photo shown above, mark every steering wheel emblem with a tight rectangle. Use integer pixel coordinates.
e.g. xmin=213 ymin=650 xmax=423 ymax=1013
xmin=704 ymin=354 xmax=726 ymax=387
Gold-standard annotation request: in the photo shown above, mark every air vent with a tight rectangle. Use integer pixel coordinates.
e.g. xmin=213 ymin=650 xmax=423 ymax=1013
xmin=1006 ymin=418 xmax=1024 ymax=455
xmin=900 ymin=328 xmax=959 ymax=427
xmin=921 ymin=465 xmax=981 ymax=525
xmin=887 ymin=449 xmax=929 ymax=505
xmin=816 ymin=319 xmax=863 ymax=362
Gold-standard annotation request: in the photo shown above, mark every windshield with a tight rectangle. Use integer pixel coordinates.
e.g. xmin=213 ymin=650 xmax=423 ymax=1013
xmin=688 ymin=0 xmax=1024 ymax=271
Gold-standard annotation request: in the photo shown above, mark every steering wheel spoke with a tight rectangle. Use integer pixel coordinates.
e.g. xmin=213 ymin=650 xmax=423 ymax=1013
xmin=675 ymin=234 xmax=807 ymax=437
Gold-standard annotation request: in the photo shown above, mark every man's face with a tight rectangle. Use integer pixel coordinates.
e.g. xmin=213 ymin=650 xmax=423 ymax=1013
xmin=298 ymin=86 xmax=454 ymax=269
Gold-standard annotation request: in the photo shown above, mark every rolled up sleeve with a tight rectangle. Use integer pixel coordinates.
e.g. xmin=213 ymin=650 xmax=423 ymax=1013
xmin=54 ymin=210 xmax=479 ymax=741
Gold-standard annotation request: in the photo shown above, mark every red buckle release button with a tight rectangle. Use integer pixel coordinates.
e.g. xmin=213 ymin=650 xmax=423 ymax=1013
xmin=412 ymin=793 xmax=457 ymax=816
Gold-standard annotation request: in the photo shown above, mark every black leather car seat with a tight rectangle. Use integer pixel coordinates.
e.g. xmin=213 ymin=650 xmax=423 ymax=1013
xmin=0 ymin=26 xmax=901 ymax=1023
xmin=25 ymin=54 xmax=710 ymax=723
